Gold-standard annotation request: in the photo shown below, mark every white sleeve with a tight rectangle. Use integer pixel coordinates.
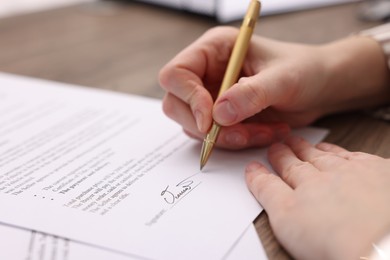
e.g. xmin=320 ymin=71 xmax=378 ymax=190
xmin=367 ymin=233 xmax=390 ymax=260
xmin=360 ymin=23 xmax=390 ymax=71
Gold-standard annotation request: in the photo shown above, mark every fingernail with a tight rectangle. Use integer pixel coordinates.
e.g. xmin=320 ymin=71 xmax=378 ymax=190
xmin=316 ymin=142 xmax=332 ymax=151
xmin=214 ymin=100 xmax=237 ymax=124
xmin=245 ymin=162 xmax=262 ymax=173
xmin=225 ymin=131 xmax=247 ymax=146
xmin=194 ymin=110 xmax=203 ymax=132
xmin=269 ymin=142 xmax=285 ymax=152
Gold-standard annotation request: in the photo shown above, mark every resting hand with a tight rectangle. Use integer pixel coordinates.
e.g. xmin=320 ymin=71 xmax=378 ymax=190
xmin=245 ymin=137 xmax=390 ymax=259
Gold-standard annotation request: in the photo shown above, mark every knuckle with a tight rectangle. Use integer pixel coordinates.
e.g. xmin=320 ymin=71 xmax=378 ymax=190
xmin=184 ymin=84 xmax=199 ymax=103
xmin=282 ymin=161 xmax=309 ymax=182
xmin=283 ymin=65 xmax=301 ymax=87
xmin=239 ymin=78 xmax=268 ymax=112
xmin=345 ymin=151 xmax=372 ymax=160
xmin=309 ymin=154 xmax=331 ymax=166
xmin=185 ymin=84 xmax=206 ymax=110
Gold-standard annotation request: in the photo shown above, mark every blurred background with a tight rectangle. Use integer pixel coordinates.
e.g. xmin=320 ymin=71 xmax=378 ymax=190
xmin=2 ymin=0 xmax=390 ymax=21
xmin=0 ymin=0 xmax=388 ymax=99
xmin=0 ymin=0 xmax=95 ymax=18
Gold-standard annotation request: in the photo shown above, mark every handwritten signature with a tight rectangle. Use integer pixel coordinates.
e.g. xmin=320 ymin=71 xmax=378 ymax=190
xmin=160 ymin=173 xmax=200 ymax=205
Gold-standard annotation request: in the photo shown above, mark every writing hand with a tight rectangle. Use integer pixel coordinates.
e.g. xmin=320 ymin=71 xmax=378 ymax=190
xmin=159 ymin=26 xmax=389 ymax=150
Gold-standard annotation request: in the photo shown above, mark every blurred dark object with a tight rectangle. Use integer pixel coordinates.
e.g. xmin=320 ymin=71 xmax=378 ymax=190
xmin=359 ymin=0 xmax=390 ymax=21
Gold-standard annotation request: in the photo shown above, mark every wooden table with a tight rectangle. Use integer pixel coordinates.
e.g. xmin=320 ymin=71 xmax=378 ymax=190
xmin=0 ymin=1 xmax=389 ymax=259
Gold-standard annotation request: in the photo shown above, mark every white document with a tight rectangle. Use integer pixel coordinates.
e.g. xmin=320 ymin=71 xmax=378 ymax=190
xmin=0 ymin=73 xmax=326 ymax=260
xmin=0 ymin=223 xmax=267 ymax=260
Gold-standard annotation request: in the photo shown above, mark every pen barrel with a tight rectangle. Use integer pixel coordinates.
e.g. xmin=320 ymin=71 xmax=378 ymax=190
xmin=200 ymin=1 xmax=260 ymax=169
xmin=204 ymin=122 xmax=221 ymax=144
xmin=217 ymin=0 xmax=260 ymax=96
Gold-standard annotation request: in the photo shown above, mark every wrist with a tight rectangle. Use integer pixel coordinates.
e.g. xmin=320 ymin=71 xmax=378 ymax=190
xmin=328 ymin=224 xmax=390 ymax=260
xmin=319 ymin=36 xmax=390 ymax=114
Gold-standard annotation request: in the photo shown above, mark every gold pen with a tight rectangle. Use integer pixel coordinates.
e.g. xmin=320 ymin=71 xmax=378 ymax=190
xmin=200 ymin=0 xmax=261 ymax=170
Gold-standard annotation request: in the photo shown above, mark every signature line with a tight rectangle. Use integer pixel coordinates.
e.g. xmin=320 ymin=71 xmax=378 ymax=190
xmin=170 ymin=182 xmax=202 ymax=209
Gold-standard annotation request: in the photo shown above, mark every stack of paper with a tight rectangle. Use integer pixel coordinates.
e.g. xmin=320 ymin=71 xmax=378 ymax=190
xmin=0 ymin=73 xmax=327 ymax=259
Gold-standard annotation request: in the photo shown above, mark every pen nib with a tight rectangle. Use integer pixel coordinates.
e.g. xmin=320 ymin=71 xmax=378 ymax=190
xmin=199 ymin=138 xmax=215 ymax=171
xmin=199 ymin=123 xmax=220 ymax=171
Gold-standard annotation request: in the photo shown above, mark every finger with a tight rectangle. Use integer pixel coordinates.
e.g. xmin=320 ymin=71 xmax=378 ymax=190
xmin=316 ymin=142 xmax=348 ymax=153
xmin=160 ymin=69 xmax=213 ymax=133
xmin=285 ymin=136 xmax=346 ymax=170
xmin=160 ymin=27 xmax=238 ymax=95
xmin=316 ymin=142 xmax=383 ymax=161
xmin=246 ymin=107 xmax=320 ymax=128
xmin=183 ymin=122 xmax=288 ymax=150
xmin=214 ymin=122 xmax=290 ymax=150
xmin=245 ymin=161 xmax=293 ymax=215
xmin=159 ymin=27 xmax=238 ymax=133
xmin=268 ymin=143 xmax=319 ymax=188
xmin=213 ymin=67 xmax=296 ymax=126
xmin=315 ymin=142 xmax=375 ymax=161
xmin=162 ymin=93 xmax=202 ymax=137
xmin=183 ymin=129 xmax=202 ymax=141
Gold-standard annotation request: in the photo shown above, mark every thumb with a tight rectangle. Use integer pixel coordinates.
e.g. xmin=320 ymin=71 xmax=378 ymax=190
xmin=213 ymin=69 xmax=290 ymax=126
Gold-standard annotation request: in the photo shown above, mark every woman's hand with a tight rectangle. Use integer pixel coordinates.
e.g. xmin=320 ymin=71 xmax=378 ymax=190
xmin=245 ymin=138 xmax=390 ymax=260
xmin=159 ymin=26 xmax=390 ymax=150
